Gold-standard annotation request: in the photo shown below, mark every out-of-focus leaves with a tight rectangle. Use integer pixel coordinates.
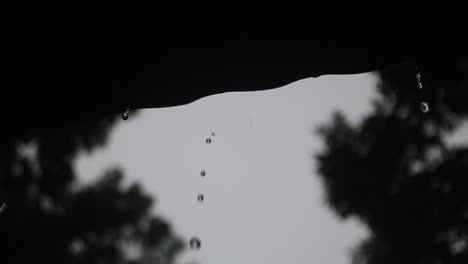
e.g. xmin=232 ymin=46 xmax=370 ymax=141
xmin=0 ymin=114 xmax=183 ymax=264
xmin=316 ymin=57 xmax=468 ymax=263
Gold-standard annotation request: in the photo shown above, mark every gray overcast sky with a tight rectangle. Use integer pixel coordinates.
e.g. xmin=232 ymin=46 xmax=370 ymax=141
xmin=76 ymin=73 xmax=380 ymax=264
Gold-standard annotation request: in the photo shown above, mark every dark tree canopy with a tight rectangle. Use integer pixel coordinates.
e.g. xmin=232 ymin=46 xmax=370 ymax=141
xmin=316 ymin=56 xmax=468 ymax=263
xmin=0 ymin=114 xmax=184 ymax=264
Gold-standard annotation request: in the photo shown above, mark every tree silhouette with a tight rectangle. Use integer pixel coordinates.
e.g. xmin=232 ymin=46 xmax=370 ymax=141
xmin=0 ymin=114 xmax=184 ymax=264
xmin=316 ymin=57 xmax=468 ymax=264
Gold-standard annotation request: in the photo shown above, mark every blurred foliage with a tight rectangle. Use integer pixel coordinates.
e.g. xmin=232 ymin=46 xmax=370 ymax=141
xmin=0 ymin=114 xmax=184 ymax=264
xmin=316 ymin=56 xmax=468 ymax=264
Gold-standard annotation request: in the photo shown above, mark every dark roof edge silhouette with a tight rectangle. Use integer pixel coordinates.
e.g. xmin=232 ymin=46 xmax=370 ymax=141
xmin=2 ymin=4 xmax=467 ymax=128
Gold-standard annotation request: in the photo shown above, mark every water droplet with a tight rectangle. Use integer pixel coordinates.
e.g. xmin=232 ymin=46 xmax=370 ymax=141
xmin=122 ymin=108 xmax=130 ymax=120
xmin=197 ymin=194 xmax=204 ymax=202
xmin=420 ymin=102 xmax=430 ymax=113
xmin=211 ymin=132 xmax=215 ymax=136
xmin=69 ymin=239 xmax=85 ymax=254
xmin=0 ymin=203 xmax=6 ymax=213
xmin=206 ymin=138 xmax=211 ymax=144
xmin=189 ymin=237 xmax=201 ymax=250
xmin=200 ymin=170 xmax=206 ymax=177
xmin=417 ymin=82 xmax=423 ymax=89
xmin=416 ymin=73 xmax=421 ymax=79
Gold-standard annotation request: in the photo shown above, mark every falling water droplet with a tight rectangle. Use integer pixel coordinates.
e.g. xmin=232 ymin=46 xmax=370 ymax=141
xmin=189 ymin=237 xmax=201 ymax=250
xmin=122 ymin=108 xmax=130 ymax=120
xmin=200 ymin=170 xmax=206 ymax=177
xmin=0 ymin=203 xmax=7 ymax=213
xmin=420 ymin=102 xmax=430 ymax=113
xmin=206 ymin=138 xmax=211 ymax=144
xmin=197 ymin=194 xmax=204 ymax=202
xmin=416 ymin=73 xmax=421 ymax=79
xmin=417 ymin=82 xmax=423 ymax=89
xmin=211 ymin=132 xmax=215 ymax=136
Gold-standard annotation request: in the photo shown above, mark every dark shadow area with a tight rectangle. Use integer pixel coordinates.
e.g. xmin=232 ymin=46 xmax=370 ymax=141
xmin=0 ymin=113 xmax=184 ymax=264
xmin=316 ymin=56 xmax=468 ymax=264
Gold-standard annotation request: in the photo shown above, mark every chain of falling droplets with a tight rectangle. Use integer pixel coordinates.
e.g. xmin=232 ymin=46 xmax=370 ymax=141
xmin=190 ymin=133 xmax=215 ymax=251
xmin=416 ymin=66 xmax=429 ymax=113
xmin=121 ymin=105 xmax=203 ymax=249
